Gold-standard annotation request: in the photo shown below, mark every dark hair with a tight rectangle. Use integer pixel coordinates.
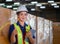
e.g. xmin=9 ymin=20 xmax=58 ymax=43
xmin=16 ymin=12 xmax=21 ymax=15
xmin=16 ymin=11 xmax=28 ymax=15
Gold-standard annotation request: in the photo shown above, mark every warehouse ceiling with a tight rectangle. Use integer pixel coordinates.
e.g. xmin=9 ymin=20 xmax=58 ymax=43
xmin=0 ymin=0 xmax=60 ymax=10
xmin=0 ymin=0 xmax=60 ymax=22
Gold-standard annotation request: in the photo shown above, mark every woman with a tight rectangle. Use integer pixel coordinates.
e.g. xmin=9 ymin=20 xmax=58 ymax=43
xmin=8 ymin=5 xmax=35 ymax=44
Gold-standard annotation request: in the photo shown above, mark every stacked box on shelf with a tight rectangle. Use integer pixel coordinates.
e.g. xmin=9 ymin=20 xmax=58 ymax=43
xmin=37 ymin=17 xmax=44 ymax=44
xmin=44 ymin=19 xmax=50 ymax=44
xmin=0 ymin=7 xmax=11 ymax=44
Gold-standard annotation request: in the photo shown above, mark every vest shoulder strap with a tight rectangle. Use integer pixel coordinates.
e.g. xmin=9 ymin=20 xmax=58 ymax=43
xmin=14 ymin=23 xmax=23 ymax=44
xmin=26 ymin=25 xmax=30 ymax=32
xmin=14 ymin=23 xmax=29 ymax=44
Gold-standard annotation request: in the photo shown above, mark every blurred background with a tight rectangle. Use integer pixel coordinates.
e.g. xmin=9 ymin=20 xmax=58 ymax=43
xmin=0 ymin=0 xmax=60 ymax=44
xmin=0 ymin=0 xmax=60 ymax=22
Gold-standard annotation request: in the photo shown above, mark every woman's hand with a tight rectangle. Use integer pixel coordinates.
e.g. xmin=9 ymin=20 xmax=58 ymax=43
xmin=26 ymin=31 xmax=35 ymax=44
xmin=26 ymin=31 xmax=31 ymax=37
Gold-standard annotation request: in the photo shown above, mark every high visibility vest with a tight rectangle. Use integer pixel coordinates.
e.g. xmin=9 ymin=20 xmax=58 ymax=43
xmin=14 ymin=23 xmax=30 ymax=44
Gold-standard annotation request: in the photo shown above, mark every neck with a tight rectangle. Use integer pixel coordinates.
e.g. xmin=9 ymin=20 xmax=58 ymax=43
xmin=19 ymin=20 xmax=24 ymax=26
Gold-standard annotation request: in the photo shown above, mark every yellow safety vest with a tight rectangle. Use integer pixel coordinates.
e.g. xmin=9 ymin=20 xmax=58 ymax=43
xmin=14 ymin=23 xmax=30 ymax=44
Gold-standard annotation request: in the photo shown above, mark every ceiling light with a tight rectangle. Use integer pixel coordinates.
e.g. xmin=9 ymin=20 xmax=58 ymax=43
xmin=0 ymin=3 xmax=5 ymax=6
xmin=13 ymin=8 xmax=18 ymax=10
xmin=14 ymin=2 xmax=20 ymax=5
xmin=48 ymin=1 xmax=54 ymax=3
xmin=51 ymin=3 xmax=57 ymax=6
xmin=31 ymin=8 xmax=35 ymax=11
xmin=36 ymin=3 xmax=42 ymax=6
xmin=28 ymin=3 xmax=34 ymax=5
xmin=40 ymin=6 xmax=46 ymax=9
xmin=6 ymin=5 xmax=12 ymax=8
xmin=6 ymin=0 xmax=12 ymax=2
xmin=31 ymin=1 xmax=38 ymax=4
xmin=54 ymin=5 xmax=59 ymax=8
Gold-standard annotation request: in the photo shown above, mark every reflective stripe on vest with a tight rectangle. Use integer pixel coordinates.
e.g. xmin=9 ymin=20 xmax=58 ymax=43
xmin=14 ymin=23 xmax=30 ymax=44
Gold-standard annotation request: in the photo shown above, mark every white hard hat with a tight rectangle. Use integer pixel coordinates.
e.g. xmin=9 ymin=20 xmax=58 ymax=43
xmin=16 ymin=5 xmax=28 ymax=14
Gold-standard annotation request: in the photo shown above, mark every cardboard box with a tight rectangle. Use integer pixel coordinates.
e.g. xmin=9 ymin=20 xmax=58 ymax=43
xmin=0 ymin=7 xmax=11 ymax=44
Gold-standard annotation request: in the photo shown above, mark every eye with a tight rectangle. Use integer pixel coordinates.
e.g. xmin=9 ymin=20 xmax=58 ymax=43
xmin=25 ymin=13 xmax=27 ymax=16
xmin=20 ymin=13 xmax=23 ymax=15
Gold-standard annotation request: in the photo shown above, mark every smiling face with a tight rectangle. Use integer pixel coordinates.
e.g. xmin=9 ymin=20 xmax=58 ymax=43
xmin=17 ymin=11 xmax=27 ymax=22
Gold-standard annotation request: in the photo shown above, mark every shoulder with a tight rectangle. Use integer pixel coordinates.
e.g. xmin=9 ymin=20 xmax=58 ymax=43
xmin=9 ymin=24 xmax=16 ymax=34
xmin=10 ymin=24 xmax=14 ymax=27
xmin=8 ymin=24 xmax=15 ymax=41
xmin=25 ymin=23 xmax=32 ymax=29
xmin=9 ymin=24 xmax=14 ymax=29
xmin=25 ymin=23 xmax=28 ymax=26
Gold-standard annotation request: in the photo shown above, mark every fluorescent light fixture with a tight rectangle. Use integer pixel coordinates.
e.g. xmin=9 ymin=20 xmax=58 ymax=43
xmin=31 ymin=1 xmax=38 ymax=4
xmin=54 ymin=5 xmax=59 ymax=8
xmin=14 ymin=2 xmax=20 ymax=5
xmin=13 ymin=8 xmax=18 ymax=10
xmin=6 ymin=5 xmax=12 ymax=8
xmin=28 ymin=3 xmax=34 ymax=5
xmin=48 ymin=1 xmax=54 ymax=3
xmin=51 ymin=3 xmax=57 ymax=6
xmin=0 ymin=3 xmax=5 ymax=6
xmin=6 ymin=0 xmax=12 ymax=1
xmin=36 ymin=3 xmax=42 ymax=6
xmin=40 ymin=6 xmax=46 ymax=9
xmin=31 ymin=8 xmax=35 ymax=11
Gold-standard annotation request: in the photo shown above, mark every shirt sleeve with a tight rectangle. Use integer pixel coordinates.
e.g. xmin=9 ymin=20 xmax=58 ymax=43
xmin=8 ymin=24 xmax=14 ymax=42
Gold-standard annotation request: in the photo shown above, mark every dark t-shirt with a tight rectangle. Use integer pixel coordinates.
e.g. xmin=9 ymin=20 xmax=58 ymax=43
xmin=8 ymin=21 xmax=35 ymax=44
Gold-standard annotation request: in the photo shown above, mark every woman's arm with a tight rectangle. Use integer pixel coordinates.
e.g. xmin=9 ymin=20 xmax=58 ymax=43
xmin=10 ymin=29 xmax=17 ymax=44
xmin=26 ymin=31 xmax=35 ymax=44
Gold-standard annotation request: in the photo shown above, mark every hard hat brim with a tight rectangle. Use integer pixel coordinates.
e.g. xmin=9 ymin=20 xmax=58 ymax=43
xmin=16 ymin=11 xmax=28 ymax=15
